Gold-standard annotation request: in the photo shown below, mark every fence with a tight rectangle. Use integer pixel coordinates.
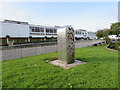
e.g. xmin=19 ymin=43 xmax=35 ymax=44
xmin=1 ymin=40 xmax=106 ymax=61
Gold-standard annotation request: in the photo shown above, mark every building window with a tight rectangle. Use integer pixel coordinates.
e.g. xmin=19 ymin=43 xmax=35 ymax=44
xmin=79 ymin=32 xmax=81 ymax=35
xmin=17 ymin=22 xmax=21 ymax=24
xmin=46 ymin=28 xmax=50 ymax=33
xmin=39 ymin=27 xmax=44 ymax=32
xmin=76 ymin=31 xmax=78 ymax=34
xmin=54 ymin=29 xmax=57 ymax=33
xmin=50 ymin=29 xmax=53 ymax=33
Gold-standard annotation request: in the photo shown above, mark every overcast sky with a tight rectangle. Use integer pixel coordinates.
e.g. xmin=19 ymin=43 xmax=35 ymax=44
xmin=0 ymin=2 xmax=118 ymax=32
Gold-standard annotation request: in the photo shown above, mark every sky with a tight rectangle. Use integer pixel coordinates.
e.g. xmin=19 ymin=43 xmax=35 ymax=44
xmin=0 ymin=2 xmax=118 ymax=32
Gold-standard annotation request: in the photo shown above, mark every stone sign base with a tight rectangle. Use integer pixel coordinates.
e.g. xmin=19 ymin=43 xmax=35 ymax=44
xmin=50 ymin=60 xmax=86 ymax=69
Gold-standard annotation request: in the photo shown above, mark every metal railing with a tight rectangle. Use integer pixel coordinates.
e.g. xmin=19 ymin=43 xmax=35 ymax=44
xmin=1 ymin=42 xmax=57 ymax=50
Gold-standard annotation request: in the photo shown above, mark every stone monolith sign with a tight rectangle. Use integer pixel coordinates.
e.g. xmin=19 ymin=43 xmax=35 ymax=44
xmin=57 ymin=26 xmax=75 ymax=64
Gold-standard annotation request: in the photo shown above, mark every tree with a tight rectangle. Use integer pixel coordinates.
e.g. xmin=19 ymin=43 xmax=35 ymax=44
xmin=110 ymin=22 xmax=120 ymax=35
xmin=96 ymin=30 xmax=103 ymax=39
xmin=103 ymin=29 xmax=110 ymax=37
xmin=96 ymin=22 xmax=120 ymax=38
xmin=96 ymin=29 xmax=109 ymax=39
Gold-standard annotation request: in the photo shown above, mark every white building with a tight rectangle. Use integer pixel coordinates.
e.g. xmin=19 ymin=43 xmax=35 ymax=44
xmin=0 ymin=20 xmax=57 ymax=38
xmin=0 ymin=20 xmax=58 ymax=45
xmin=86 ymin=31 xmax=96 ymax=40
xmin=75 ymin=29 xmax=87 ymax=39
xmin=0 ymin=19 xmax=96 ymax=45
xmin=108 ymin=35 xmax=118 ymax=40
xmin=74 ymin=29 xmax=96 ymax=40
xmin=0 ymin=20 xmax=29 ymax=38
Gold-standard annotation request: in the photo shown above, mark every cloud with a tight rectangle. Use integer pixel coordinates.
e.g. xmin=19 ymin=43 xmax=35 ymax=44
xmin=0 ymin=0 xmax=119 ymax=2
xmin=0 ymin=2 xmax=30 ymax=22
xmin=17 ymin=11 xmax=31 ymax=21
xmin=36 ymin=9 xmax=117 ymax=32
xmin=0 ymin=2 xmax=117 ymax=32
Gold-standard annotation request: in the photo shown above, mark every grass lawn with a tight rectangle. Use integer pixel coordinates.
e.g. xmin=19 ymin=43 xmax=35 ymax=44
xmin=2 ymin=45 xmax=118 ymax=88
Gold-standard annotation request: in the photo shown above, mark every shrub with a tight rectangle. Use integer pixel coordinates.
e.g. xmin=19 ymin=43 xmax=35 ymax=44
xmin=107 ymin=41 xmax=120 ymax=51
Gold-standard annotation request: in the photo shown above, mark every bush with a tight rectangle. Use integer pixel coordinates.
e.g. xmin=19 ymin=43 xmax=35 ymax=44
xmin=107 ymin=41 xmax=120 ymax=51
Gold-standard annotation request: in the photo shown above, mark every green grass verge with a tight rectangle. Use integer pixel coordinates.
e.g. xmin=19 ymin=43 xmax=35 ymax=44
xmin=2 ymin=45 xmax=118 ymax=88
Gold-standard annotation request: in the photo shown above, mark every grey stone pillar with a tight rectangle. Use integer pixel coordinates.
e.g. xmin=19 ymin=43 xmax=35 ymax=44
xmin=57 ymin=25 xmax=75 ymax=64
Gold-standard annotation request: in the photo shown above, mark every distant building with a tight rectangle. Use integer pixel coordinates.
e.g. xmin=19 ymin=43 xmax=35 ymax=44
xmin=86 ymin=31 xmax=96 ymax=40
xmin=29 ymin=24 xmax=57 ymax=38
xmin=0 ymin=19 xmax=96 ymax=45
xmin=75 ymin=29 xmax=96 ymax=40
xmin=1 ymin=19 xmax=29 ymax=38
xmin=75 ymin=29 xmax=86 ymax=40
xmin=108 ymin=35 xmax=120 ymax=40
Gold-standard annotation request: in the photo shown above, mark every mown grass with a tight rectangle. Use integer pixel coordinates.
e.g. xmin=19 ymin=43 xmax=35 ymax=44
xmin=2 ymin=45 xmax=118 ymax=88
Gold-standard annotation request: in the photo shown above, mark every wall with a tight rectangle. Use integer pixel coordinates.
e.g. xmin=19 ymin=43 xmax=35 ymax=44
xmin=1 ymin=22 xmax=29 ymax=38
xmin=1 ymin=40 xmax=105 ymax=61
